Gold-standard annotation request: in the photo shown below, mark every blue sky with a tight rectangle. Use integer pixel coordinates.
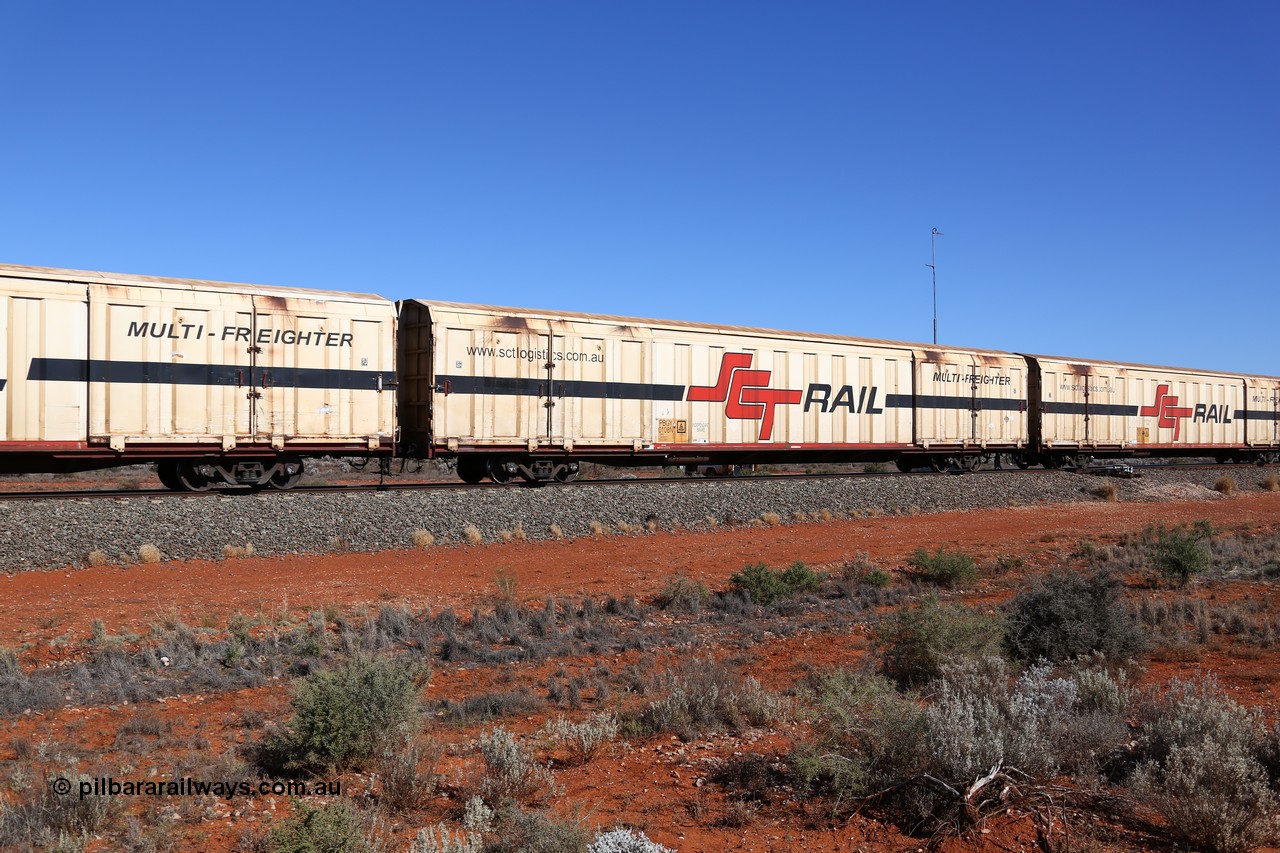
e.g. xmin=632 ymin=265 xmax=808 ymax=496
xmin=1 ymin=2 xmax=1275 ymax=374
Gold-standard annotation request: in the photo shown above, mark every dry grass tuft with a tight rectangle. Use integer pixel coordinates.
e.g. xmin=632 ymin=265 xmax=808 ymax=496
xmin=616 ymin=521 xmax=638 ymax=535
xmin=589 ymin=520 xmax=606 ymax=536
xmin=548 ymin=523 xmax=563 ymax=539
xmin=498 ymin=529 xmax=514 ymax=543
xmin=1213 ymin=476 xmax=1236 ymax=496
xmin=703 ymin=515 xmax=718 ymax=527
xmin=645 ymin=517 xmax=659 ymax=534
xmin=138 ymin=544 xmax=162 ymax=564
xmin=411 ymin=529 xmax=435 ymax=548
xmin=819 ymin=508 xmax=833 ymax=522
xmin=792 ymin=510 xmax=808 ymax=522
xmin=463 ymin=524 xmax=483 ymax=545
xmin=761 ymin=511 xmax=781 ymax=527
xmin=222 ymin=542 xmax=256 ymax=559
xmin=1093 ymin=482 xmax=1118 ymax=502
xmin=1265 ymin=473 xmax=1280 ymax=492
xmin=87 ymin=549 xmax=109 ymax=567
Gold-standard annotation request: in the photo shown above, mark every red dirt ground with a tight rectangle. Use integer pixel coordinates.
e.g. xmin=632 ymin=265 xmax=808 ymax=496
xmin=4 ymin=492 xmax=1280 ymax=852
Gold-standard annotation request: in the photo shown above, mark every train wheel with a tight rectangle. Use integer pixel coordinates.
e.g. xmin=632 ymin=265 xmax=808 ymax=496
xmin=957 ymin=454 xmax=981 ymax=473
xmin=156 ymin=461 xmax=183 ymax=491
xmin=456 ymin=456 xmax=487 ymax=484
xmin=175 ymin=462 xmax=215 ymax=492
xmin=929 ymin=457 xmax=949 ymax=473
xmin=894 ymin=458 xmax=916 ymax=473
xmin=554 ymin=465 xmax=579 ymax=483
xmin=487 ymin=457 xmax=517 ymax=484
xmin=1009 ymin=454 xmax=1031 ymax=469
xmin=269 ymin=457 xmax=304 ymax=490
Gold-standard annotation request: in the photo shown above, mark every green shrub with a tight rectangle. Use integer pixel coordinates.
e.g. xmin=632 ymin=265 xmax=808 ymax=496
xmin=1004 ymin=570 xmax=1146 ymax=663
xmin=728 ymin=561 xmax=823 ymax=605
xmin=778 ymin=560 xmax=824 ymax=594
xmin=1146 ymin=521 xmax=1214 ymax=586
xmin=262 ymin=655 xmax=424 ymax=773
xmin=265 ymin=801 xmax=372 ymax=853
xmin=793 ymin=670 xmax=926 ymax=807
xmin=907 ymin=547 xmax=978 ymax=587
xmin=875 ymin=596 xmax=1005 ymax=687
xmin=1133 ymin=676 xmax=1278 ymax=853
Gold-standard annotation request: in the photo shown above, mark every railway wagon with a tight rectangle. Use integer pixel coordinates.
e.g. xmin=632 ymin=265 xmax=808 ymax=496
xmin=0 ymin=264 xmax=397 ymax=489
xmin=1023 ymin=354 xmax=1280 ymax=467
xmin=397 ymin=300 xmax=1030 ymax=482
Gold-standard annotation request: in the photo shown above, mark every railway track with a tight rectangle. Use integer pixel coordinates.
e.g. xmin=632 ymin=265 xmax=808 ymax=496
xmin=0 ymin=461 xmax=1267 ymax=502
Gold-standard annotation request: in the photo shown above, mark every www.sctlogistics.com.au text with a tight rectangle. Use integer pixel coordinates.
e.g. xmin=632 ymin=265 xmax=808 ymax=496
xmin=58 ymin=776 xmax=342 ymax=801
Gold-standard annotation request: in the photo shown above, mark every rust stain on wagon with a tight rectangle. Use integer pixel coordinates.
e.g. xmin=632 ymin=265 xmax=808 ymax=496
xmin=495 ymin=315 xmax=533 ymax=331
xmin=255 ymin=295 xmax=291 ymax=313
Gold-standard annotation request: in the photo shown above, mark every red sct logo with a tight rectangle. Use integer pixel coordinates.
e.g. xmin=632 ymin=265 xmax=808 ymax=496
xmin=687 ymin=353 xmax=802 ymax=440
xmin=1138 ymin=383 xmax=1193 ymax=440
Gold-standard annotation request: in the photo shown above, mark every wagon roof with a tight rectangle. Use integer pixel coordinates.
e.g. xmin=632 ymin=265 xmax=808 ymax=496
xmin=0 ymin=263 xmax=389 ymax=304
xmin=406 ymin=299 xmax=1023 ymax=358
xmin=1019 ymin=352 xmax=1277 ymax=382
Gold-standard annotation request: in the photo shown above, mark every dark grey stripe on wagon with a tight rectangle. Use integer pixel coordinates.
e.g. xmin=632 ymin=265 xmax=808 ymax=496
xmin=1237 ymin=409 xmax=1280 ymax=421
xmin=884 ymin=394 xmax=1028 ymax=412
xmin=436 ymin=374 xmax=686 ymax=402
xmin=1041 ymin=402 xmax=1142 ymax=416
xmin=27 ymin=358 xmax=394 ymax=390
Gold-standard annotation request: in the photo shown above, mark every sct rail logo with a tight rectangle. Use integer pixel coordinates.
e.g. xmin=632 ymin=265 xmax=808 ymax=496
xmin=687 ymin=353 xmax=802 ymax=440
xmin=1139 ymin=384 xmax=1193 ymax=440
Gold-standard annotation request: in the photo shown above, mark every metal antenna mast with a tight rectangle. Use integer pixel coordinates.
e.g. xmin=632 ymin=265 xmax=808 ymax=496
xmin=926 ymin=227 xmax=943 ymax=344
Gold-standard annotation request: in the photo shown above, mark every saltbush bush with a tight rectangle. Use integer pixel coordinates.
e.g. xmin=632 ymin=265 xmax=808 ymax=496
xmin=1004 ymin=570 xmax=1146 ymax=663
xmin=636 ymin=657 xmax=784 ymax=740
xmin=654 ymin=575 xmax=709 ymax=613
xmin=794 ymin=659 xmax=1132 ymax=826
xmin=587 ymin=828 xmax=675 ymax=853
xmin=1132 ymin=676 xmax=1278 ymax=853
xmin=474 ymin=726 xmax=556 ymax=808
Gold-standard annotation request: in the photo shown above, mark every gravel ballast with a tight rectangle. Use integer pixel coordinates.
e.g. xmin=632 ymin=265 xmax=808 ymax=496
xmin=0 ymin=467 xmax=1268 ymax=572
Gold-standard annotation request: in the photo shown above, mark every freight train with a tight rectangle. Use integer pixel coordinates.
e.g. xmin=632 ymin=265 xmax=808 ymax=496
xmin=1 ymin=264 xmax=1276 ymax=489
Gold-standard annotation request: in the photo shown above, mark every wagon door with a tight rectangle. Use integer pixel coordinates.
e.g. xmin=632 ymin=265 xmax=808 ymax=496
xmin=86 ymin=283 xmax=252 ymax=447
xmin=914 ymin=351 xmax=978 ymax=448
xmin=252 ymin=296 xmax=394 ymax=448
xmin=1 ymin=278 xmax=88 ymax=444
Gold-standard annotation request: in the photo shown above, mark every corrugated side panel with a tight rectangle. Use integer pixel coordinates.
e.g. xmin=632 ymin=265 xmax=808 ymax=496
xmin=911 ymin=352 xmax=1028 ymax=448
xmin=86 ymin=283 xmax=395 ymax=447
xmin=0 ymin=277 xmax=89 ymax=442
xmin=1036 ymin=357 xmax=1246 ymax=449
xmin=1245 ymin=378 xmax=1280 ymax=447
xmin=427 ymin=301 xmax=932 ymax=451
